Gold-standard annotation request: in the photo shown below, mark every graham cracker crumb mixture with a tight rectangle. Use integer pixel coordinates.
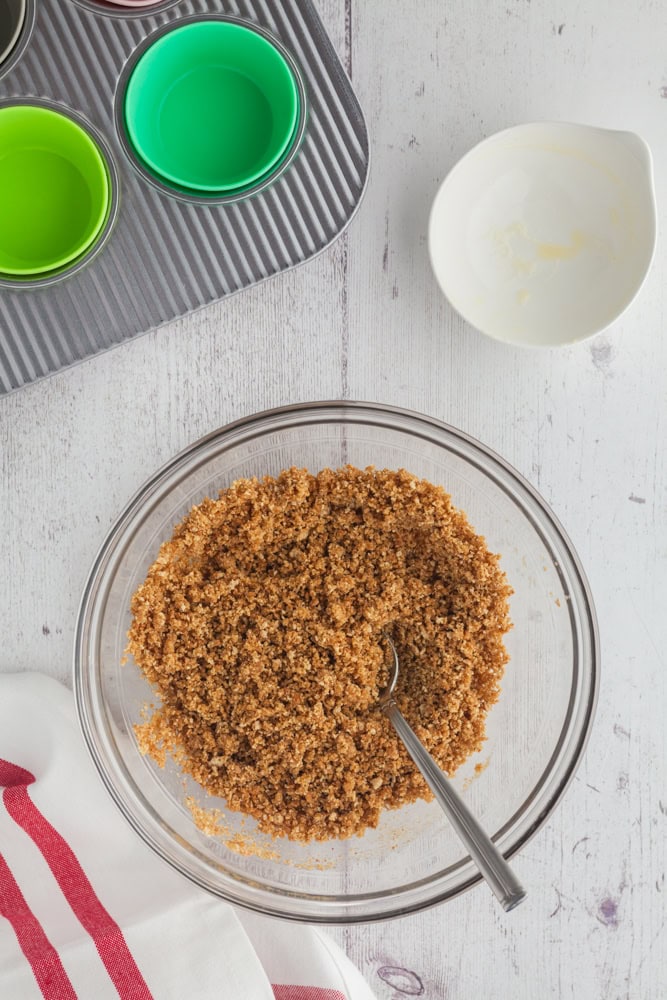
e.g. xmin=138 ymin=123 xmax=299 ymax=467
xmin=183 ymin=797 xmax=333 ymax=867
xmin=129 ymin=466 xmax=512 ymax=842
xmin=184 ymin=798 xmax=281 ymax=859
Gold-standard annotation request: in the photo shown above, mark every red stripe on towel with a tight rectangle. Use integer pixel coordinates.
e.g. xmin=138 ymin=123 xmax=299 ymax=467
xmin=272 ymin=988 xmax=347 ymax=1000
xmin=0 ymin=851 xmax=78 ymax=1000
xmin=1 ymin=758 xmax=154 ymax=1000
xmin=0 ymin=758 xmax=34 ymax=787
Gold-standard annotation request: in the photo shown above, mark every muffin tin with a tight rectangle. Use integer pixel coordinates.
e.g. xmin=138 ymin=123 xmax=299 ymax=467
xmin=0 ymin=0 xmax=369 ymax=395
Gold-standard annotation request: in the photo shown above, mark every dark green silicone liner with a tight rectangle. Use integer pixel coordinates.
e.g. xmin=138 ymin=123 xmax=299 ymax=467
xmin=120 ymin=16 xmax=306 ymax=203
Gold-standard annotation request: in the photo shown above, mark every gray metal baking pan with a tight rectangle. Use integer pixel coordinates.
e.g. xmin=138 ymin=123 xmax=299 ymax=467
xmin=0 ymin=0 xmax=369 ymax=395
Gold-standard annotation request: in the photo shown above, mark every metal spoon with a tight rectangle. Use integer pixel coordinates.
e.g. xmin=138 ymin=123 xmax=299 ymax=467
xmin=379 ymin=636 xmax=526 ymax=911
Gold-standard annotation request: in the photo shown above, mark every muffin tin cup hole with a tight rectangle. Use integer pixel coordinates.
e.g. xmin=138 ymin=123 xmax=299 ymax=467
xmin=69 ymin=0 xmax=182 ymax=19
xmin=115 ymin=15 xmax=307 ymax=206
xmin=0 ymin=0 xmax=34 ymax=81
xmin=0 ymin=98 xmax=120 ymax=289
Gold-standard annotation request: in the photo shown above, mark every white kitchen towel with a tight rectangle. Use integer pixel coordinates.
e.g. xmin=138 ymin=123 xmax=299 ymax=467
xmin=0 ymin=672 xmax=376 ymax=1000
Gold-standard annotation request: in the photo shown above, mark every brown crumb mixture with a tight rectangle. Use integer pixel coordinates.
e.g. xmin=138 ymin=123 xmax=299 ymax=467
xmin=128 ymin=466 xmax=512 ymax=842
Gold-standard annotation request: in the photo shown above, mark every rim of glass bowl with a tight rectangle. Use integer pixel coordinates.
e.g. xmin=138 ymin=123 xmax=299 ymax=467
xmin=74 ymin=400 xmax=599 ymax=923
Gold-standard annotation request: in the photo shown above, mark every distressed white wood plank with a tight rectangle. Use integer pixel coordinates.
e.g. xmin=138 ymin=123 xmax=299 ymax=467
xmin=334 ymin=0 xmax=667 ymax=997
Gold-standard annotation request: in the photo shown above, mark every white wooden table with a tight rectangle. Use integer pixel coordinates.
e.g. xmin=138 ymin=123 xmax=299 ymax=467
xmin=1 ymin=1 xmax=665 ymax=996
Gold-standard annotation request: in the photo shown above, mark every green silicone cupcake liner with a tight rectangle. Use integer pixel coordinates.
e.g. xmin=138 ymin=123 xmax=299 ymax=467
xmin=117 ymin=15 xmax=307 ymax=204
xmin=0 ymin=99 xmax=119 ymax=288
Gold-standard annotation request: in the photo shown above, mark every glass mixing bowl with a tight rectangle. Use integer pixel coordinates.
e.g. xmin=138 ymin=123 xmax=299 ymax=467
xmin=74 ymin=401 xmax=599 ymax=922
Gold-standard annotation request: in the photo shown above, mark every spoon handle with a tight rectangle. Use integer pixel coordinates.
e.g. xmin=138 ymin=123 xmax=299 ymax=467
xmin=382 ymin=700 xmax=526 ymax=911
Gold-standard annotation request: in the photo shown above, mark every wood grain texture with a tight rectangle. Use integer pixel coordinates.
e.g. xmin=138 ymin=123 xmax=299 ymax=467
xmin=0 ymin=0 xmax=665 ymax=996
